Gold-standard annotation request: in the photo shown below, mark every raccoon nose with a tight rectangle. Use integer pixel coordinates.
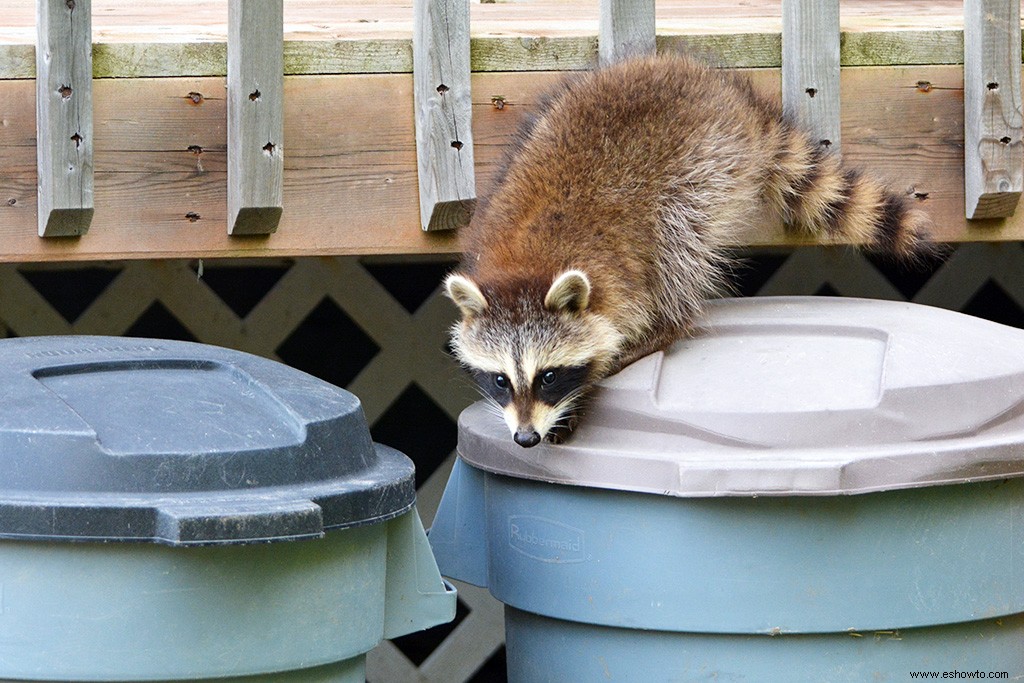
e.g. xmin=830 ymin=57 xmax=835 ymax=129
xmin=513 ymin=429 xmax=541 ymax=448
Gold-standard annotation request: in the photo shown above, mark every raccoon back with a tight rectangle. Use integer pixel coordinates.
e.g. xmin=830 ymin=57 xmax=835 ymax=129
xmin=460 ymin=54 xmax=930 ymax=328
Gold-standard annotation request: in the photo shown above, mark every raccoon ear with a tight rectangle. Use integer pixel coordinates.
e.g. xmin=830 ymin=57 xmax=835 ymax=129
xmin=545 ymin=270 xmax=591 ymax=313
xmin=445 ymin=274 xmax=488 ymax=318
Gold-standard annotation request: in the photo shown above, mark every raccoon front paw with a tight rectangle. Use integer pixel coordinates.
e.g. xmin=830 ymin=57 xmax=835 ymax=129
xmin=544 ymin=414 xmax=579 ymax=444
xmin=543 ymin=430 xmax=568 ymax=445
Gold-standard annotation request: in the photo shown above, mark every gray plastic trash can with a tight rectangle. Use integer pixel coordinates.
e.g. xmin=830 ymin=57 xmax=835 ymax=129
xmin=0 ymin=336 xmax=455 ymax=681
xmin=429 ymin=297 xmax=1024 ymax=682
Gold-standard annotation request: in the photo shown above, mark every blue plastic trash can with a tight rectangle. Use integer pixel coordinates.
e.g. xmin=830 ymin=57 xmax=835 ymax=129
xmin=430 ymin=297 xmax=1024 ymax=682
xmin=0 ymin=336 xmax=456 ymax=681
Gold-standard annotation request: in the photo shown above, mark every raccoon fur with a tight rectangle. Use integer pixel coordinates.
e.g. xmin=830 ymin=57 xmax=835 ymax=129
xmin=445 ymin=53 xmax=932 ymax=448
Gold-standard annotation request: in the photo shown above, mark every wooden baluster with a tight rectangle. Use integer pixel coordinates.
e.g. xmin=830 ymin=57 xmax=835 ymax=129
xmin=599 ymin=0 xmax=656 ymax=66
xmin=413 ymin=0 xmax=476 ymax=232
xmin=228 ymin=0 xmax=284 ymax=235
xmin=964 ymin=0 xmax=1022 ymax=219
xmin=782 ymin=0 xmax=841 ymax=155
xmin=36 ymin=0 xmax=94 ymax=237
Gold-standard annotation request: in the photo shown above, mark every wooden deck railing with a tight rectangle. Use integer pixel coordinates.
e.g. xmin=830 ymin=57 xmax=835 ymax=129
xmin=964 ymin=0 xmax=1022 ymax=219
xmin=0 ymin=1 xmax=1022 ymax=261
xmin=35 ymin=0 xmax=93 ymax=237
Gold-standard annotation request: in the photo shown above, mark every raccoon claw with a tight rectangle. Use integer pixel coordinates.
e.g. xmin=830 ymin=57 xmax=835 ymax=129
xmin=543 ymin=431 xmax=567 ymax=445
xmin=544 ymin=415 xmax=579 ymax=444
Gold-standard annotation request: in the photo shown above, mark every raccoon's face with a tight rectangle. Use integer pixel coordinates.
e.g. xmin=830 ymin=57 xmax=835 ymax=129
xmin=445 ymin=270 xmax=624 ymax=447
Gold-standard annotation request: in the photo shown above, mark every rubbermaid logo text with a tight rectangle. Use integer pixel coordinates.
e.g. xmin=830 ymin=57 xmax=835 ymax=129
xmin=508 ymin=516 xmax=585 ymax=563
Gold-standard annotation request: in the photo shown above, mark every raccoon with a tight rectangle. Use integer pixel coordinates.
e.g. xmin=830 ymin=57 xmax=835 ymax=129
xmin=445 ymin=53 xmax=932 ymax=448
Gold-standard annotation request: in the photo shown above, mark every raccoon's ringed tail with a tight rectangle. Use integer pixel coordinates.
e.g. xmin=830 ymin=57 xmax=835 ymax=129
xmin=775 ymin=138 xmax=933 ymax=259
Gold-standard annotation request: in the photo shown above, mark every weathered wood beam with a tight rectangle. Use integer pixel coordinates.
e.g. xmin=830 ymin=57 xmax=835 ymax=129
xmin=413 ymin=0 xmax=476 ymax=232
xmin=227 ymin=0 xmax=284 ymax=235
xmin=599 ymin=0 xmax=656 ymax=65
xmin=782 ymin=0 xmax=841 ymax=154
xmin=963 ymin=0 xmax=1023 ymax=219
xmin=0 ymin=68 xmax=1018 ymax=263
xmin=36 ymin=0 xmax=93 ymax=237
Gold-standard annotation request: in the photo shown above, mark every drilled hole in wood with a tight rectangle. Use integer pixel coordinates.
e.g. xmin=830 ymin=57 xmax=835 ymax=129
xmin=805 ymin=87 xmax=817 ymax=98
xmin=820 ymin=139 xmax=832 ymax=148
xmin=187 ymin=144 xmax=203 ymax=155
xmin=58 ymin=85 xmax=72 ymax=99
xmin=987 ymin=82 xmax=999 ymax=90
xmin=1001 ymin=137 xmax=1012 ymax=145
xmin=249 ymin=90 xmax=261 ymax=101
xmin=186 ymin=91 xmax=204 ymax=105
xmin=451 ymin=140 xmax=464 ymax=150
xmin=185 ymin=212 xmax=201 ymax=222
xmin=263 ymin=142 xmax=276 ymax=155
xmin=916 ymin=81 xmax=932 ymax=93
xmin=436 ymin=83 xmax=450 ymax=94
xmin=70 ymin=133 xmax=82 ymax=148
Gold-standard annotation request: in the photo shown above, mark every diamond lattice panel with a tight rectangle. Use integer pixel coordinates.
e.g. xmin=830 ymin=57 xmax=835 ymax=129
xmin=2 ymin=243 xmax=1024 ymax=682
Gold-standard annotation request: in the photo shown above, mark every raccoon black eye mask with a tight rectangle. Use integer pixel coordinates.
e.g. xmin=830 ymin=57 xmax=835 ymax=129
xmin=446 ymin=54 xmax=932 ymax=447
xmin=473 ymin=367 xmax=587 ymax=406
xmin=467 ymin=363 xmax=593 ymax=446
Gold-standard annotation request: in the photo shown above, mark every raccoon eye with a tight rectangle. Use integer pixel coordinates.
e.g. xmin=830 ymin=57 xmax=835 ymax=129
xmin=541 ymin=370 xmax=556 ymax=386
xmin=494 ymin=374 xmax=510 ymax=390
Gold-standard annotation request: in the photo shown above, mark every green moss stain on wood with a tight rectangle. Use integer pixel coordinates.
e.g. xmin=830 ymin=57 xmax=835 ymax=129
xmin=1 ymin=29 xmax=1021 ymax=80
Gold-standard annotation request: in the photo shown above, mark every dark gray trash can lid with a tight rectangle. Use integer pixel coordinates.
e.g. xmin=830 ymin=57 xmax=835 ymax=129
xmin=0 ymin=336 xmax=415 ymax=545
xmin=457 ymin=297 xmax=1024 ymax=497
